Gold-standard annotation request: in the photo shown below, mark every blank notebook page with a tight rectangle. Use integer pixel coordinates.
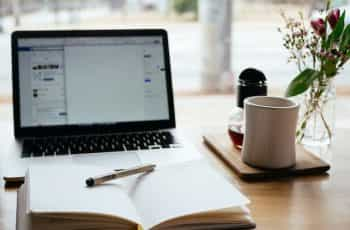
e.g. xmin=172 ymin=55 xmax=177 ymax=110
xmin=27 ymin=165 xmax=141 ymax=224
xmin=122 ymin=160 xmax=250 ymax=229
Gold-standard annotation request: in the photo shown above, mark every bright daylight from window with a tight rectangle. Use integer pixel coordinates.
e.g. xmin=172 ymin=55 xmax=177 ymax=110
xmin=0 ymin=0 xmax=350 ymax=96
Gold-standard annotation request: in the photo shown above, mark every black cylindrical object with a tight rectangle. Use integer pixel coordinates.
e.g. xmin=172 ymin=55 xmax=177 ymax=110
xmin=237 ymin=68 xmax=267 ymax=108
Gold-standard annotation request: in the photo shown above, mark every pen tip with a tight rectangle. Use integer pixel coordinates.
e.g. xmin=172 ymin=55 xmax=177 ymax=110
xmin=86 ymin=178 xmax=95 ymax=187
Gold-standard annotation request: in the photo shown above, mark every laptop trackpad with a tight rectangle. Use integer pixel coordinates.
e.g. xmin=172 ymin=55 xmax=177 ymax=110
xmin=71 ymin=151 xmax=141 ymax=170
xmin=137 ymin=148 xmax=201 ymax=166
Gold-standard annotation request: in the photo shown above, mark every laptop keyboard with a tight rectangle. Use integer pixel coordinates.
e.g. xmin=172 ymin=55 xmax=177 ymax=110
xmin=22 ymin=131 xmax=181 ymax=157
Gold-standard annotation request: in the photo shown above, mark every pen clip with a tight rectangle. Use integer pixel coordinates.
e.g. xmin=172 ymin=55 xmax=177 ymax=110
xmin=114 ymin=168 xmax=125 ymax=172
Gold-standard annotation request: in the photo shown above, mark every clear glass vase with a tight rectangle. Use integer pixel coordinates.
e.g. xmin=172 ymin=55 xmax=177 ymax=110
xmin=297 ymin=78 xmax=336 ymax=147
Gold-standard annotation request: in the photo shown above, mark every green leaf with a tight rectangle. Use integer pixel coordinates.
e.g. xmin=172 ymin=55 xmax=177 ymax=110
xmin=285 ymin=69 xmax=321 ymax=97
xmin=340 ymin=24 xmax=350 ymax=51
xmin=326 ymin=11 xmax=346 ymax=48
xmin=324 ymin=59 xmax=337 ymax=77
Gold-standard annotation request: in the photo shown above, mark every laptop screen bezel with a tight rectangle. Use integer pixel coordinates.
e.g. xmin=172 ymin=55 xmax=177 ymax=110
xmin=12 ymin=29 xmax=176 ymax=138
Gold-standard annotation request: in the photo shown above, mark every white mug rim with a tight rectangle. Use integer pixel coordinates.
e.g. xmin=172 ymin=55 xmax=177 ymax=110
xmin=244 ymin=96 xmax=299 ymax=110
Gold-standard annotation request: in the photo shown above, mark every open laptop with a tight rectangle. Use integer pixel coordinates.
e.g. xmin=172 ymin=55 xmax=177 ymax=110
xmin=3 ymin=29 xmax=201 ymax=183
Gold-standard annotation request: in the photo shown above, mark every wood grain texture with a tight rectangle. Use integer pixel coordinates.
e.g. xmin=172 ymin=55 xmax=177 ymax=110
xmin=203 ymin=133 xmax=330 ymax=181
xmin=196 ymin=128 xmax=350 ymax=230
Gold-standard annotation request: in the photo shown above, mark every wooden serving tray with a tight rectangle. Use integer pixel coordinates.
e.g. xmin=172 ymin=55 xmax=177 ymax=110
xmin=203 ymin=133 xmax=330 ymax=181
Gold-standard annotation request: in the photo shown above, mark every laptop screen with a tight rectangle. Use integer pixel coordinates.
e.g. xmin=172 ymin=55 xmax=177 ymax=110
xmin=16 ymin=36 xmax=170 ymax=128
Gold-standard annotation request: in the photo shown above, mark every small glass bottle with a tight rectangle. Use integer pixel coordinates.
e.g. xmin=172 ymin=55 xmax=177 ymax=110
xmin=228 ymin=68 xmax=267 ymax=150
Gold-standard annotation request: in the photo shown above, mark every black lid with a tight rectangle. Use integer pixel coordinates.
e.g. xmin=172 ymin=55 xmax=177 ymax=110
xmin=239 ymin=68 xmax=266 ymax=83
xmin=237 ymin=68 xmax=267 ymax=108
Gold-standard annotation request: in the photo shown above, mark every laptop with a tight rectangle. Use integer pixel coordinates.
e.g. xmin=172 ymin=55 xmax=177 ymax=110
xmin=3 ymin=29 xmax=201 ymax=183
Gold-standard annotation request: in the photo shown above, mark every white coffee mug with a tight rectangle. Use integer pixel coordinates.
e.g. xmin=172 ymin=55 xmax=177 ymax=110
xmin=242 ymin=96 xmax=299 ymax=169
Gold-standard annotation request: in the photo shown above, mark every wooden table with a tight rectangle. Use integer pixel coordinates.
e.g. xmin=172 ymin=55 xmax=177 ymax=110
xmin=199 ymin=128 xmax=350 ymax=230
xmin=1 ymin=109 xmax=350 ymax=229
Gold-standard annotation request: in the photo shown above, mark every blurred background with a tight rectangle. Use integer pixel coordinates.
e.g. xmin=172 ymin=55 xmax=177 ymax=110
xmin=0 ymin=0 xmax=349 ymax=99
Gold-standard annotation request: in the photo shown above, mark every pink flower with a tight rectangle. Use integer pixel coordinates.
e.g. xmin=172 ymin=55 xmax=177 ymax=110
xmin=311 ymin=18 xmax=326 ymax=36
xmin=327 ymin=8 xmax=340 ymax=29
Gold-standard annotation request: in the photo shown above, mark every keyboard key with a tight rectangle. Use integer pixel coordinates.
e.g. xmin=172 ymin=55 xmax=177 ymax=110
xmin=124 ymin=144 xmax=138 ymax=151
xmin=21 ymin=151 xmax=32 ymax=158
xmin=44 ymin=150 xmax=54 ymax=156
xmin=32 ymin=151 xmax=43 ymax=157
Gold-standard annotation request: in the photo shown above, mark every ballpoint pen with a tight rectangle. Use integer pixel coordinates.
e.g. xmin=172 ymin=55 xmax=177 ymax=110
xmin=85 ymin=164 xmax=156 ymax=187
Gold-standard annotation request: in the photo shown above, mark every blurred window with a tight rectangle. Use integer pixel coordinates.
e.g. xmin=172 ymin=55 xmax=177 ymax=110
xmin=0 ymin=0 xmax=350 ymax=97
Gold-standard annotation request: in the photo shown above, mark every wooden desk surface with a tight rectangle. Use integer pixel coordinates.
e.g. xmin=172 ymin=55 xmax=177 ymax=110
xmin=197 ymin=128 xmax=350 ymax=230
xmin=1 ymin=101 xmax=350 ymax=229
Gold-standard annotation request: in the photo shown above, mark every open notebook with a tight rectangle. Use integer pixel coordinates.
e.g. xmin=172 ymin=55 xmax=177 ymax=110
xmin=16 ymin=161 xmax=256 ymax=230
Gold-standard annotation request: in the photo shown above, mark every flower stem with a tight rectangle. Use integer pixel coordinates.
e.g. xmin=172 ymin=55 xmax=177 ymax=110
xmin=297 ymin=79 xmax=333 ymax=143
xmin=317 ymin=104 xmax=333 ymax=139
